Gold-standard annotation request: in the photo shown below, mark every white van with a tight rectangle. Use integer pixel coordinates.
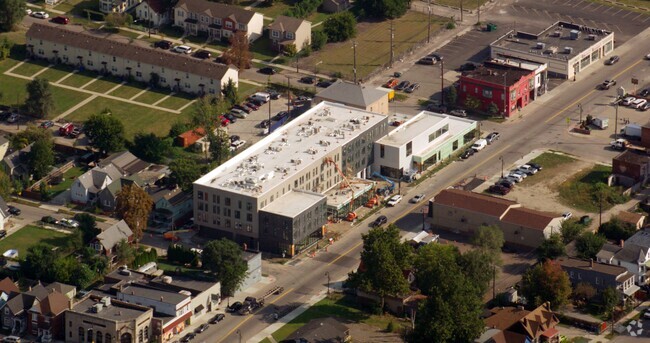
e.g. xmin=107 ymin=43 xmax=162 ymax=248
xmin=471 ymin=139 xmax=487 ymax=151
xmin=3 ymin=336 xmax=22 ymax=343
xmin=251 ymin=92 xmax=271 ymax=103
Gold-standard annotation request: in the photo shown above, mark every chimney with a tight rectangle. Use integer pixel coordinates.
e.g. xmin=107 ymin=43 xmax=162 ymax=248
xmin=620 ymin=239 xmax=624 ymax=248
xmin=590 ymin=259 xmax=594 ymax=268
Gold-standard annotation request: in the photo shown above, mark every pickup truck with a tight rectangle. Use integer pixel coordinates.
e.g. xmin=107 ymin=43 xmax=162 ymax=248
xmin=610 ymin=138 xmax=646 ymax=152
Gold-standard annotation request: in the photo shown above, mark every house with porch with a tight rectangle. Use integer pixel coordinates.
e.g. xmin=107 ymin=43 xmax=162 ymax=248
xmin=173 ymin=0 xmax=264 ymax=42
xmin=135 ymin=0 xmax=172 ymax=27
xmin=90 ymin=220 xmax=133 ymax=260
xmin=268 ymin=15 xmax=312 ymax=52
xmin=150 ymin=187 xmax=193 ymax=230
xmin=557 ymin=256 xmax=639 ymax=300
xmin=596 ymin=229 xmax=650 ymax=285
xmin=477 ymin=302 xmax=560 ymax=343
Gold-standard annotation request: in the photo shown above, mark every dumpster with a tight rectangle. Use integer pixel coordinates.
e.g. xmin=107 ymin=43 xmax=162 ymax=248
xmin=487 ymin=23 xmax=497 ymax=32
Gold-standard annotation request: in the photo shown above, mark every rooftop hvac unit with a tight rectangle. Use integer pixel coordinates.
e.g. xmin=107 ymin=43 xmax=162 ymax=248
xmin=101 ymin=297 xmax=111 ymax=307
xmin=587 ymin=34 xmax=596 ymax=40
xmin=553 ymin=30 xmax=561 ymax=37
xmin=162 ymin=276 xmax=173 ymax=284
xmin=536 ymin=42 xmax=545 ymax=49
xmin=93 ymin=304 xmax=104 ymax=313
xmin=564 ymin=47 xmax=573 ymax=54
xmin=569 ymin=30 xmax=580 ymax=40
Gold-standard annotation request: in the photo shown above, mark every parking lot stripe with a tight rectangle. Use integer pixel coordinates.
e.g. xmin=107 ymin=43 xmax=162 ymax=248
xmin=578 ymin=17 xmax=588 ymax=26
xmin=581 ymin=2 xmax=593 ymax=10
xmin=613 ymin=24 xmax=622 ymax=33
xmin=532 ymin=8 xmax=541 ymax=16
xmin=519 ymin=6 xmax=529 ymax=14
xmin=543 ymin=10 xmax=554 ymax=20
xmin=572 ymin=0 xmax=583 ymax=8
xmin=595 ymin=21 xmax=611 ymax=31
xmin=642 ymin=16 xmax=650 ymax=23
xmin=601 ymin=6 xmax=613 ymax=13
xmin=591 ymin=4 xmax=604 ymax=11
xmin=612 ymin=8 xmax=623 ymax=15
xmin=620 ymin=11 xmax=632 ymax=19
xmin=632 ymin=13 xmax=645 ymax=22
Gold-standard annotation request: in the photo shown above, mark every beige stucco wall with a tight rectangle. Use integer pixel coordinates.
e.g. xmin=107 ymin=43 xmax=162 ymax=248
xmin=64 ymin=307 xmax=153 ymax=343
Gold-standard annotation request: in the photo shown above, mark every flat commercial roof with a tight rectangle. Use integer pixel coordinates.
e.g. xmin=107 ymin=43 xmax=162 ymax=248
xmin=120 ymin=285 xmax=190 ymax=306
xmin=325 ymin=180 xmax=375 ymax=209
xmin=195 ymin=102 xmax=387 ymax=197
xmin=260 ymin=190 xmax=325 ymax=217
xmin=376 ymin=111 xmax=476 ymax=148
xmin=491 ymin=21 xmax=613 ymax=61
xmin=72 ymin=297 xmax=149 ymax=321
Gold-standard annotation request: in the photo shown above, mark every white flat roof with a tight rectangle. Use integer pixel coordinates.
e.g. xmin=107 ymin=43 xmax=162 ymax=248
xmin=195 ymin=102 xmax=386 ymax=197
xmin=260 ymin=190 xmax=325 ymax=218
xmin=376 ymin=111 xmax=476 ymax=147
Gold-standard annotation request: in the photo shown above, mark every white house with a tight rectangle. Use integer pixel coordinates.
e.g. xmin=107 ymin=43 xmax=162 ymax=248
xmin=71 ymin=164 xmax=123 ymax=205
xmin=597 ymin=230 xmax=650 ymax=285
xmin=0 ymin=196 xmax=8 ymax=232
xmin=135 ymin=0 xmax=171 ymax=27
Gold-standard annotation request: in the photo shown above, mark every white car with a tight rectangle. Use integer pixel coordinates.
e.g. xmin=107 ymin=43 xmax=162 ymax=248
xmin=621 ymin=97 xmax=636 ymax=106
xmin=59 ymin=218 xmax=79 ymax=228
xmin=32 ymin=11 xmax=49 ymax=19
xmin=410 ymin=194 xmax=425 ymax=203
xmin=230 ymin=108 xmax=247 ymax=118
xmin=230 ymin=140 xmax=246 ymax=150
xmin=562 ymin=212 xmax=572 ymax=220
xmin=517 ymin=164 xmax=538 ymax=175
xmin=387 ymin=195 xmax=403 ymax=206
xmin=510 ymin=170 xmax=527 ymax=179
xmin=632 ymin=99 xmax=647 ymax=110
xmin=26 ymin=9 xmax=32 ymax=15
xmin=506 ymin=173 xmax=524 ymax=183
xmin=471 ymin=139 xmax=488 ymax=151
xmin=172 ymin=45 xmax=192 ymax=54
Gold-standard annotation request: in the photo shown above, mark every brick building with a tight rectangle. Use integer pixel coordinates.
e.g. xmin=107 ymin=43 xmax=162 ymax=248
xmin=458 ymin=61 xmax=535 ymax=117
xmin=612 ymin=149 xmax=650 ymax=187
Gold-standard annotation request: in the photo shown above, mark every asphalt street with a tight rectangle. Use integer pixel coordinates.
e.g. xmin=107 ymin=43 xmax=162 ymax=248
xmin=209 ymin=23 xmax=650 ymax=343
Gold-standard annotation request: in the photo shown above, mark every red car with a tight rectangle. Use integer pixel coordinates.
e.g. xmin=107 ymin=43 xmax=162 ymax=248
xmin=383 ymin=78 xmax=399 ymax=88
xmin=52 ymin=16 xmax=70 ymax=25
xmin=488 ymin=185 xmax=510 ymax=196
xmin=219 ymin=115 xmax=229 ymax=127
xmin=245 ymin=102 xmax=259 ymax=111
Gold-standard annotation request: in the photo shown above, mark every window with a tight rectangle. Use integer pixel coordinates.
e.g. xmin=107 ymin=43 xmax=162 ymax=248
xmin=64 ymin=45 xmax=67 ymax=51
xmin=246 ymin=213 xmax=253 ymax=222
xmin=510 ymin=89 xmax=516 ymax=100
xmin=136 ymin=71 xmax=142 ymax=77
xmin=139 ymin=329 xmax=143 ymax=343
xmin=452 ymin=140 xmax=458 ymax=151
xmin=380 ymin=144 xmax=385 ymax=158
xmin=238 ymin=200 xmax=242 ymax=209
xmin=177 ymin=10 xmax=184 ymax=17
xmin=79 ymin=328 xmax=84 ymax=342
xmin=87 ymin=60 xmax=94 ymax=66
xmin=97 ymin=331 xmax=103 ymax=343
xmin=246 ymin=202 xmax=252 ymax=211
xmin=286 ymin=32 xmax=294 ymax=39
xmin=215 ymin=18 xmax=221 ymax=25
xmin=482 ymin=88 xmax=493 ymax=98
xmin=198 ymin=191 xmax=203 ymax=200
xmin=272 ymin=30 xmax=280 ymax=38
xmin=235 ymin=210 xmax=240 ymax=219
xmin=144 ymin=327 xmax=149 ymax=340
xmin=225 ymin=21 xmax=233 ymax=28
xmin=88 ymin=51 xmax=92 ymax=56
xmin=160 ymin=77 xmax=166 ymax=83
xmin=32 ymin=313 xmax=38 ymax=321
xmin=406 ymin=142 xmax=412 ymax=157
xmin=225 ymin=197 xmax=231 ymax=206
xmin=238 ymin=23 xmax=246 ymax=30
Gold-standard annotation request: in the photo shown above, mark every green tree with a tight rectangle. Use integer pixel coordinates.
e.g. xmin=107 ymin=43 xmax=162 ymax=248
xmin=222 ymin=78 xmax=239 ymax=107
xmin=472 ymin=225 xmax=504 ymax=253
xmin=74 ymin=213 xmax=101 ymax=244
xmin=27 ymin=137 xmax=54 ymax=179
xmin=85 ymin=112 xmax=126 ymax=153
xmin=560 ymin=219 xmax=584 ymax=244
xmin=169 ymin=157 xmax=202 ymax=191
xmin=521 ymin=260 xmax=571 ymax=309
xmin=464 ymin=95 xmax=481 ymax=110
xmin=10 ymin=124 xmax=51 ymax=149
xmin=209 ymin=128 xmax=231 ymax=165
xmin=131 ymin=132 xmax=170 ymax=163
xmin=53 ymin=256 xmax=78 ymax=284
xmin=459 ymin=249 xmax=495 ymax=295
xmin=221 ymin=31 xmax=251 ymax=69
xmin=169 ymin=121 xmax=190 ymax=138
xmin=573 ymin=282 xmax=597 ymax=302
xmin=201 ymin=238 xmax=248 ymax=296
xmin=601 ymin=286 xmax=619 ymax=318
xmin=191 ymin=97 xmax=230 ymax=164
xmin=411 ymin=244 xmax=484 ymax=342
xmin=0 ymin=170 xmax=11 ymax=198
xmin=105 ymin=13 xmax=133 ymax=28
xmin=348 ymin=224 xmax=412 ymax=311
xmin=285 ymin=0 xmax=321 ymax=18
xmin=115 ymin=239 xmax=135 ymax=265
xmin=22 ymin=244 xmax=57 ymax=282
xmin=115 ymin=184 xmax=153 ymax=243
xmin=575 ymin=232 xmax=606 ymax=259
xmin=311 ymin=30 xmax=327 ymax=51
xmin=0 ymin=0 xmax=26 ymax=32
xmin=283 ymin=43 xmax=297 ymax=57
xmin=323 ymin=12 xmax=357 ymax=43
xmin=537 ymin=233 xmax=565 ymax=261
xmin=599 ymin=217 xmax=636 ymax=242
xmin=445 ymin=86 xmax=457 ymax=106
xmin=0 ymin=38 xmax=13 ymax=60
xmin=24 ymin=78 xmax=55 ymax=118
xmin=355 ymin=0 xmax=409 ymax=19
xmin=72 ymin=264 xmax=97 ymax=289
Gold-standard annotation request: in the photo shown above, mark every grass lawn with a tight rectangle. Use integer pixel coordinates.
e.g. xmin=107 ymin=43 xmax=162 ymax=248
xmin=271 ymin=293 xmax=400 ymax=342
xmin=523 ymin=152 xmax=576 ymax=186
xmin=83 ymin=77 xmax=123 ymax=93
xmin=108 ymin=82 xmax=149 ymax=99
xmin=47 ymin=166 xmax=86 ymax=196
xmin=434 ymin=0 xmax=489 ymax=10
xmin=0 ymin=30 xmax=27 ymax=45
xmin=11 ymin=60 xmax=50 ymax=77
xmin=48 ymin=87 xmax=92 ymax=119
xmin=254 ymin=0 xmax=294 ymax=18
xmin=303 ymin=12 xmax=443 ymax=79
xmin=60 ymin=70 xmax=99 ymax=88
xmin=558 ymin=164 xmax=630 ymax=212
xmin=259 ymin=339 xmax=272 ymax=343
xmin=65 ymin=97 xmax=192 ymax=138
xmin=39 ymin=64 xmax=76 ymax=83
xmin=156 ymin=258 xmax=202 ymax=273
xmin=133 ymin=88 xmax=171 ymax=104
xmin=251 ymin=36 xmax=279 ymax=62
xmin=0 ymin=225 xmax=70 ymax=258
xmin=118 ymin=29 xmax=143 ymax=40
xmin=239 ymin=81 xmax=260 ymax=99
xmin=157 ymin=93 xmax=195 ymax=110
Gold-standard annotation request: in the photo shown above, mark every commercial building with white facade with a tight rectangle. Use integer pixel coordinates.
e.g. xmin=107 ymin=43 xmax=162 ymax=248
xmin=374 ymin=111 xmax=477 ymax=179
xmin=194 ymin=102 xmax=389 ymax=256
xmin=490 ymin=21 xmax=614 ymax=79
xmin=25 ymin=23 xmax=238 ymax=95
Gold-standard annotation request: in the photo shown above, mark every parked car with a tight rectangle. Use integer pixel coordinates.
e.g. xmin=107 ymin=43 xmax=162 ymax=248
xmin=172 ymin=45 xmax=192 ymax=54
xmin=640 ymin=89 xmax=650 ymax=97
xmin=471 ymin=139 xmax=488 ymax=151
xmin=245 ymin=102 xmax=259 ymax=111
xmin=517 ymin=164 xmax=538 ymax=175
xmin=486 ymin=132 xmax=500 ymax=144
xmin=259 ymin=119 xmax=270 ymax=128
xmin=386 ymin=195 xmax=403 ymax=206
xmin=210 ymin=313 xmax=225 ymax=324
xmin=59 ymin=218 xmax=79 ymax=228
xmin=632 ymin=99 xmax=648 ymax=110
xmin=195 ymin=324 xmax=209 ymax=333
xmin=460 ymin=149 xmax=475 ymax=159
xmin=501 ymin=176 xmax=520 ymax=184
xmin=395 ymin=81 xmax=410 ymax=91
xmin=154 ymin=40 xmax=173 ymax=49
xmin=370 ymin=215 xmax=388 ymax=227
xmin=69 ymin=127 xmax=81 ymax=138
xmin=410 ymin=194 xmax=425 ymax=203
xmin=449 ymin=109 xmax=467 ymax=117
xmin=509 ymin=169 xmax=527 ymax=179
xmin=231 ymin=140 xmax=246 ymax=150
xmin=0 ymin=230 xmax=6 ymax=239
xmin=428 ymin=52 xmax=443 ymax=61
xmin=528 ymin=162 xmax=543 ymax=171
xmin=605 ymin=55 xmax=620 ymax=65
xmin=316 ymin=81 xmax=332 ymax=88
xmin=26 ymin=8 xmax=32 ymax=15
xmin=230 ymin=135 xmax=240 ymax=143
xmin=40 ymin=120 xmax=54 ymax=129
xmin=7 ymin=113 xmax=19 ymax=123
xmin=599 ymin=79 xmax=616 ymax=90
xmin=274 ymin=111 xmax=289 ymax=121
xmin=426 ymin=103 xmax=447 ymax=113
xmin=506 ymin=173 xmax=524 ymax=183
xmin=234 ymin=104 xmax=252 ymax=114
xmin=41 ymin=216 xmax=59 ymax=225
xmin=230 ymin=108 xmax=247 ymax=118
xmin=193 ymin=50 xmax=212 ymax=59
xmin=488 ymin=184 xmax=510 ymax=195
xmin=32 ymin=11 xmax=50 ymax=19
xmin=52 ymin=16 xmax=70 ymax=24
xmin=496 ymin=180 xmax=514 ymax=189
xmin=299 ymin=76 xmax=315 ymax=84
xmin=180 ymin=333 xmax=196 ymax=342
xmin=417 ymin=56 xmax=437 ymax=65
xmin=405 ymin=83 xmax=419 ymax=93
xmin=224 ymin=113 xmax=237 ymax=123
xmin=259 ymin=67 xmax=277 ymax=75
xmin=227 ymin=302 xmax=243 ymax=312
xmin=457 ymin=62 xmax=477 ymax=71
xmin=7 ymin=206 xmax=20 ymax=216
xmin=621 ymin=97 xmax=637 ymax=106
xmin=267 ymin=90 xmax=281 ymax=100
xmin=383 ymin=78 xmax=399 ymax=88
xmin=562 ymin=212 xmax=573 ymax=220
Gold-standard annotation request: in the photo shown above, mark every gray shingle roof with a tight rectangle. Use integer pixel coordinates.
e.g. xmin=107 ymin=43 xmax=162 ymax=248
xmin=315 ymin=81 xmax=388 ymax=108
xmin=96 ymin=220 xmax=133 ymax=251
xmin=175 ymin=0 xmax=257 ymax=24
xmin=268 ymin=15 xmax=310 ymax=33
xmin=26 ymin=23 xmax=235 ymax=82
xmin=613 ymin=243 xmax=647 ymax=263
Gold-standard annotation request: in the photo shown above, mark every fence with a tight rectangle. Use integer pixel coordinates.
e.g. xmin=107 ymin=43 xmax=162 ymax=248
xmin=22 ymin=161 xmax=76 ymax=201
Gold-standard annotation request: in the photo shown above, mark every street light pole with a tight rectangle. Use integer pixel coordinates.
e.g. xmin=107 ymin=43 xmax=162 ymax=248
xmin=499 ymin=156 xmax=504 ymax=179
xmin=578 ymin=103 xmax=583 ymax=124
xmin=236 ymin=329 xmax=242 ymax=343
xmin=614 ymin=103 xmax=619 ymax=139
xmin=427 ymin=0 xmax=432 ymax=44
xmin=325 ymin=272 xmax=330 ymax=295
xmin=389 ymin=20 xmax=394 ymax=68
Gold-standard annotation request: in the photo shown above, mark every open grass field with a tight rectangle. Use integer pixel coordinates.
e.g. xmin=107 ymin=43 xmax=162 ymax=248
xmin=108 ymin=82 xmax=149 ymax=99
xmin=239 ymin=81 xmax=261 ymax=99
xmin=133 ymin=88 xmax=171 ymax=104
xmin=48 ymin=87 xmax=92 ymax=119
xmin=60 ymin=70 xmax=98 ymax=88
xmin=11 ymin=59 xmax=50 ymax=77
xmin=558 ymin=164 xmax=629 ymax=212
xmin=83 ymin=77 xmax=123 ymax=93
xmin=157 ymin=93 xmax=195 ymax=110
xmin=303 ymin=12 xmax=443 ymax=79
xmin=0 ymin=225 xmax=70 ymax=258
xmin=434 ymin=0 xmax=489 ymax=9
xmin=271 ymin=294 xmax=400 ymax=342
xmin=250 ymin=37 xmax=279 ymax=62
xmin=523 ymin=152 xmax=577 ymax=186
xmin=39 ymin=64 xmax=76 ymax=83
xmin=65 ymin=97 xmax=193 ymax=138
xmin=48 ymin=166 xmax=86 ymax=195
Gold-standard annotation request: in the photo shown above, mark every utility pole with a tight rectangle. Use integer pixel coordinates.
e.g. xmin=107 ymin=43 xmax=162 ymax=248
xmin=502 ymin=72 xmax=507 ymax=117
xmin=477 ymin=0 xmax=481 ymax=24
xmin=460 ymin=0 xmax=464 ymax=22
xmin=427 ymin=0 xmax=432 ymax=44
xmin=578 ymin=103 xmax=583 ymax=123
xmin=286 ymin=76 xmax=291 ymax=114
xmin=389 ymin=20 xmax=394 ymax=67
xmin=440 ymin=59 xmax=444 ymax=106
xmin=499 ymin=156 xmax=504 ymax=178
xmin=352 ymin=41 xmax=358 ymax=84
xmin=325 ymin=272 xmax=330 ymax=295
xmin=614 ymin=103 xmax=619 ymax=139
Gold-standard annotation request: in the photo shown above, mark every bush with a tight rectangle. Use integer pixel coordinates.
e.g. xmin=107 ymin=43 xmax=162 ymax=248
xmin=386 ymin=321 xmax=395 ymax=332
xmin=324 ymin=12 xmax=357 ymax=42
xmin=286 ymin=0 xmax=322 ymax=18
xmin=311 ymin=30 xmax=328 ymax=51
xmin=446 ymin=22 xmax=456 ymax=30
xmin=167 ymin=244 xmax=199 ymax=265
xmin=599 ymin=217 xmax=636 ymax=242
